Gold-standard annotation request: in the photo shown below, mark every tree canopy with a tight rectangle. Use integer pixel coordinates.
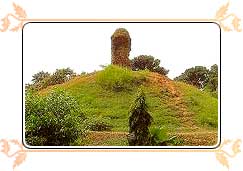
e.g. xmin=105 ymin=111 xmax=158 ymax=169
xmin=174 ymin=66 xmax=209 ymax=89
xmin=207 ymin=64 xmax=218 ymax=92
xmin=31 ymin=71 xmax=50 ymax=84
xmin=174 ymin=64 xmax=218 ymax=92
xmin=131 ymin=55 xmax=169 ymax=75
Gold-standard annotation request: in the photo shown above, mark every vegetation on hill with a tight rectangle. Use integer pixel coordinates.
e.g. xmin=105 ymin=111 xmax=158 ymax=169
xmin=26 ymin=68 xmax=76 ymax=91
xmin=128 ymin=89 xmax=153 ymax=146
xmin=25 ymin=89 xmax=86 ymax=146
xmin=25 ymin=65 xmax=218 ymax=146
xmin=131 ymin=55 xmax=169 ymax=76
xmin=174 ymin=64 xmax=218 ymax=97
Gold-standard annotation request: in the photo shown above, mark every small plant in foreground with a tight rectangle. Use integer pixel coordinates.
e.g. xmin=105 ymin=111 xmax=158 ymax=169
xmin=150 ymin=127 xmax=168 ymax=145
xmin=150 ymin=127 xmax=178 ymax=146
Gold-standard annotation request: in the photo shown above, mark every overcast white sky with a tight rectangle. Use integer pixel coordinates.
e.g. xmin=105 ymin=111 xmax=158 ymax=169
xmin=23 ymin=23 xmax=220 ymax=84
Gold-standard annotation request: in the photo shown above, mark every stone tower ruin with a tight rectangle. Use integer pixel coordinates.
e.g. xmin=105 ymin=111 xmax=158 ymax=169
xmin=111 ymin=28 xmax=131 ymax=67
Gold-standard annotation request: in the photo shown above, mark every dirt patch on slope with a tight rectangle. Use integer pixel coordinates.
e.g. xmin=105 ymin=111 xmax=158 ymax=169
xmin=86 ymin=131 xmax=217 ymax=146
xmin=169 ymin=131 xmax=218 ymax=146
xmin=146 ymin=72 xmax=198 ymax=129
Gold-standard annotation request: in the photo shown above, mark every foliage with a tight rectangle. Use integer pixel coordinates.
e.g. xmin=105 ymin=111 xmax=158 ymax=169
xmin=174 ymin=66 xmax=209 ymax=89
xmin=205 ymin=64 xmax=218 ymax=93
xmin=150 ymin=127 xmax=168 ymax=145
xmin=48 ymin=68 xmax=76 ymax=85
xmin=25 ymin=89 xmax=86 ymax=146
xmin=150 ymin=127 xmax=182 ymax=146
xmin=131 ymin=55 xmax=169 ymax=75
xmin=96 ymin=65 xmax=146 ymax=91
xmin=27 ymin=68 xmax=76 ymax=91
xmin=31 ymin=71 xmax=50 ymax=84
xmin=174 ymin=64 xmax=218 ymax=94
xmin=35 ymin=70 xmax=218 ymax=145
xmin=128 ymin=89 xmax=153 ymax=146
xmin=88 ymin=117 xmax=113 ymax=131
xmin=25 ymin=91 xmax=46 ymax=118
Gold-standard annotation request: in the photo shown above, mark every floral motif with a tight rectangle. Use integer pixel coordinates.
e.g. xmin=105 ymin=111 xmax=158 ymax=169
xmin=215 ymin=2 xmax=242 ymax=32
xmin=0 ymin=139 xmax=27 ymax=170
xmin=0 ymin=3 xmax=27 ymax=32
xmin=215 ymin=139 xmax=242 ymax=170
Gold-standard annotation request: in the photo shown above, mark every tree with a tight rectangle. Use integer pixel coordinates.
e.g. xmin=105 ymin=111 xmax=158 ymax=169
xmin=128 ymin=89 xmax=153 ymax=146
xmin=174 ymin=66 xmax=209 ymax=89
xmin=207 ymin=64 xmax=218 ymax=92
xmin=49 ymin=68 xmax=76 ymax=85
xmin=31 ymin=71 xmax=50 ymax=84
xmin=28 ymin=68 xmax=77 ymax=91
xmin=131 ymin=55 xmax=169 ymax=75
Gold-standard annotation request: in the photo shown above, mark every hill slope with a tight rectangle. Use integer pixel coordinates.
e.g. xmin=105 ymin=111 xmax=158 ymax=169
xmin=39 ymin=65 xmax=218 ymax=146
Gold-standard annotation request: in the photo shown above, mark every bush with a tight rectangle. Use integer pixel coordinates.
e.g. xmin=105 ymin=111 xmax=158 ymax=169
xmin=25 ymin=89 xmax=86 ymax=146
xmin=128 ymin=89 xmax=153 ymax=146
xmin=150 ymin=127 xmax=182 ymax=146
xmin=88 ymin=117 xmax=113 ymax=131
xmin=96 ymin=65 xmax=146 ymax=91
xmin=150 ymin=127 xmax=168 ymax=145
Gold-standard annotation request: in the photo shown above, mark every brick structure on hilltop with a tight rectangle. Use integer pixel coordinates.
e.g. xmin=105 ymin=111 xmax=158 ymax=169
xmin=111 ymin=28 xmax=131 ymax=68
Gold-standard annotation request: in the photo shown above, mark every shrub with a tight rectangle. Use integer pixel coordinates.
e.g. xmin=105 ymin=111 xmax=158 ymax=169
xmin=150 ymin=127 xmax=182 ymax=146
xmin=96 ymin=65 xmax=146 ymax=91
xmin=128 ymin=89 xmax=153 ymax=146
xmin=150 ymin=127 xmax=168 ymax=145
xmin=88 ymin=117 xmax=113 ymax=131
xmin=25 ymin=89 xmax=86 ymax=146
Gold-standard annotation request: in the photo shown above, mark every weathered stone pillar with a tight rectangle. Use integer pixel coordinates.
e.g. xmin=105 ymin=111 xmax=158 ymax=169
xmin=111 ymin=28 xmax=131 ymax=68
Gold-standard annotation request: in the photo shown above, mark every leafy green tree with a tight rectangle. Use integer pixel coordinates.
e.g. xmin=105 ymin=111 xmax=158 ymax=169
xmin=174 ymin=66 xmax=209 ymax=89
xmin=128 ymin=89 xmax=153 ymax=146
xmin=31 ymin=71 xmax=50 ymax=84
xmin=28 ymin=68 xmax=77 ymax=91
xmin=131 ymin=55 xmax=169 ymax=75
xmin=49 ymin=68 xmax=76 ymax=85
xmin=207 ymin=64 xmax=218 ymax=92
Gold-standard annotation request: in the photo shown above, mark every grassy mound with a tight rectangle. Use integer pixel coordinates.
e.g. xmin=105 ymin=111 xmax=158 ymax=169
xmin=34 ymin=65 xmax=218 ymax=145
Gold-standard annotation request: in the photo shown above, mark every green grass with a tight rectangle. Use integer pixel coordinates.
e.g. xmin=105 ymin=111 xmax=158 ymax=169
xmin=38 ymin=66 xmax=180 ymax=133
xmin=63 ymin=80 xmax=179 ymax=132
xmin=175 ymin=82 xmax=218 ymax=129
xmin=38 ymin=65 xmax=218 ymax=139
xmin=96 ymin=65 xmax=147 ymax=91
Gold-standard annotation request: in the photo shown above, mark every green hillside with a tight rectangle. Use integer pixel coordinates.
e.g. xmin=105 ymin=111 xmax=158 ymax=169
xmin=34 ymin=65 xmax=218 ymax=146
